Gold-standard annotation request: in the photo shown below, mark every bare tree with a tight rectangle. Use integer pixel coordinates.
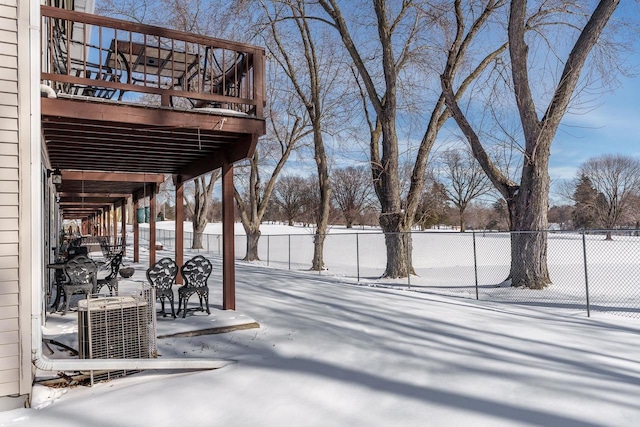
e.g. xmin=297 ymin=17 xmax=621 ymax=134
xmin=317 ymin=0 xmax=507 ymax=278
xmin=578 ymin=154 xmax=640 ymax=239
xmin=415 ymin=180 xmax=449 ymax=230
xmin=441 ymin=0 xmax=620 ymax=288
xmin=234 ymin=57 xmax=310 ymax=261
xmin=274 ymin=175 xmax=307 ymax=226
xmin=184 ymin=172 xmax=219 ymax=249
xmin=548 ymin=205 xmax=573 ymax=230
xmin=438 ymin=148 xmax=492 ymax=232
xmin=465 ymin=201 xmax=508 ymax=231
xmin=97 ymin=0 xmax=243 ymax=38
xmin=331 ymin=166 xmax=373 ymax=228
xmin=254 ymin=0 xmax=351 ymax=270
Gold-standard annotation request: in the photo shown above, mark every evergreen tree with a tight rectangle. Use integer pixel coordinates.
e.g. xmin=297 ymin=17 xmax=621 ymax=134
xmin=572 ymin=174 xmax=598 ymax=229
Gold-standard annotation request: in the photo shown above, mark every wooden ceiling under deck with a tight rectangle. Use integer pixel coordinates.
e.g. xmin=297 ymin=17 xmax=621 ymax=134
xmin=55 ymin=171 xmax=165 ymax=220
xmin=42 ymin=97 xmax=264 ymax=181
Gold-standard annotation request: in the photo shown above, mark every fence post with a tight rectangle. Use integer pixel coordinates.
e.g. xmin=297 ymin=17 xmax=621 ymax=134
xmin=288 ymin=234 xmax=291 ymax=270
xmin=356 ymin=233 xmax=360 ymax=282
xmin=317 ymin=234 xmax=321 ymax=276
xmin=582 ymin=230 xmax=591 ymax=317
xmin=473 ymin=230 xmax=479 ymax=300
xmin=406 ymin=232 xmax=411 ymax=289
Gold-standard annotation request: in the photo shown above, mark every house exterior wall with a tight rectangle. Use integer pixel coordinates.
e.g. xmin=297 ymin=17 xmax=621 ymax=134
xmin=0 ymin=0 xmax=36 ymax=408
xmin=0 ymin=0 xmax=23 ymax=401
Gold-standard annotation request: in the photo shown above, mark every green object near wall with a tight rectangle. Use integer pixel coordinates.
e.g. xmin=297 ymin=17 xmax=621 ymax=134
xmin=136 ymin=207 xmax=151 ymax=223
xmin=136 ymin=208 xmax=146 ymax=223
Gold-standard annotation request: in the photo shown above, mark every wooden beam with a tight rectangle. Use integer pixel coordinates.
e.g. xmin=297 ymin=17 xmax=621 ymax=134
xmin=106 ymin=207 xmax=111 ymax=241
xmin=222 ymin=160 xmax=235 ymax=310
xmin=42 ymin=99 xmax=265 ymax=135
xmin=133 ymin=183 xmax=160 ymax=200
xmin=225 ymin=136 xmax=258 ymax=165
xmin=179 ymin=152 xmax=224 ymax=182
xmin=60 ymin=170 xmax=165 ymax=183
xmin=112 ymin=205 xmax=118 ymax=247
xmin=175 ymin=179 xmax=184 ymax=284
xmin=121 ymin=201 xmax=127 ymax=257
xmin=149 ymin=184 xmax=157 ymax=266
xmin=133 ymin=195 xmax=140 ymax=263
xmin=58 ymin=193 xmax=131 ymax=199
xmin=253 ymin=51 xmax=266 ymax=118
xmin=59 ymin=202 xmax=112 ymax=207
xmin=176 ymin=137 xmax=253 ymax=183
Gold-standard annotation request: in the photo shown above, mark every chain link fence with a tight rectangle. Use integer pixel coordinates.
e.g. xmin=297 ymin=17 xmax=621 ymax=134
xmin=138 ymin=227 xmax=640 ymax=319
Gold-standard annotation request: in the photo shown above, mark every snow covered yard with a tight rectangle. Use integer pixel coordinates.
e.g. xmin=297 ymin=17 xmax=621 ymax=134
xmin=2 ymin=254 xmax=640 ymax=426
xmin=143 ymin=223 xmax=640 ymax=319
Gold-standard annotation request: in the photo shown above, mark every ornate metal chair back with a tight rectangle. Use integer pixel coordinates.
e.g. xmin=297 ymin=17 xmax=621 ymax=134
xmin=64 ymin=255 xmax=97 ymax=287
xmin=181 ymin=255 xmax=212 ymax=289
xmin=146 ymin=257 xmax=178 ymax=318
xmin=105 ymin=251 xmax=123 ymax=280
xmin=146 ymin=257 xmax=178 ymax=292
xmin=61 ymin=255 xmax=97 ymax=315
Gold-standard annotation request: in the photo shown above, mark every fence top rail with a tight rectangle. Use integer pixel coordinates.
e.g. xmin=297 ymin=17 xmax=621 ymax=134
xmin=135 ymin=227 xmax=640 ymax=237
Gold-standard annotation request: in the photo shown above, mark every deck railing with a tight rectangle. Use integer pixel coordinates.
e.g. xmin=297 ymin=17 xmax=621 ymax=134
xmin=41 ymin=5 xmax=265 ymax=116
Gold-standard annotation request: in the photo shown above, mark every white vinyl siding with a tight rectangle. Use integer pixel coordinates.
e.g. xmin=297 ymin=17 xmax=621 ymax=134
xmin=0 ymin=0 xmax=19 ymax=397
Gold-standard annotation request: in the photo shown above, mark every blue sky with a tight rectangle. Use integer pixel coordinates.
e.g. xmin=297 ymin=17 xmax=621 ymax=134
xmin=551 ymin=72 xmax=640 ymax=182
xmin=549 ymin=3 xmax=640 ymax=187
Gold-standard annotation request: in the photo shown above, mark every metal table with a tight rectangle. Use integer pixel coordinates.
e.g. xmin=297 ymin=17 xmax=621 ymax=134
xmin=46 ymin=262 xmax=67 ymax=311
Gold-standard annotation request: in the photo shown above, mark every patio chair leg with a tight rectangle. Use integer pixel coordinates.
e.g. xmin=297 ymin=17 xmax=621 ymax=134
xmin=169 ymin=295 xmax=176 ymax=319
xmin=160 ymin=298 xmax=166 ymax=317
xmin=182 ymin=299 xmax=188 ymax=318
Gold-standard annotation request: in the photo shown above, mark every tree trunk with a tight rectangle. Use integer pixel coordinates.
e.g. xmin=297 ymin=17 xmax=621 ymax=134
xmin=379 ymin=212 xmax=413 ymax=278
xmin=373 ymin=113 xmax=415 ymax=278
xmin=244 ymin=229 xmax=261 ymax=261
xmin=192 ymin=230 xmax=204 ymax=249
xmin=509 ymin=232 xmax=550 ymax=289
xmin=312 ymin=232 xmax=326 ymax=271
xmin=311 ymin=124 xmax=331 ymax=271
xmin=509 ymin=158 xmax=551 ymax=289
xmin=459 ymin=207 xmax=465 ymax=232
xmin=191 ymin=174 xmax=216 ymax=250
xmin=383 ymin=233 xmax=407 ymax=278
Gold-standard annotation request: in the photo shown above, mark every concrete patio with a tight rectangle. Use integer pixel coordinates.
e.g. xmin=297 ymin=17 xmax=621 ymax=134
xmin=41 ymin=251 xmax=259 ymax=362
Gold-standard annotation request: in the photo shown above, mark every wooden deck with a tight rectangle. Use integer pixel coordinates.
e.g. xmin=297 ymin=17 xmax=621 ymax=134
xmin=41 ymin=5 xmax=266 ymax=310
xmin=41 ymin=5 xmax=266 ymax=179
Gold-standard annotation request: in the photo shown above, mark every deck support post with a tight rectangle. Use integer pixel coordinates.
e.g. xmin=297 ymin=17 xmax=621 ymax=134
xmin=175 ymin=177 xmax=184 ymax=284
xmin=222 ymin=160 xmax=235 ymax=310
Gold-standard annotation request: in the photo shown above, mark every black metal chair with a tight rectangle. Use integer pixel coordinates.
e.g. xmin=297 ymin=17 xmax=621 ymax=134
xmin=62 ymin=255 xmax=97 ymax=315
xmin=177 ymin=255 xmax=212 ymax=318
xmin=146 ymin=257 xmax=178 ymax=319
xmin=96 ymin=251 xmax=123 ymax=295
xmin=99 ymin=237 xmax=114 ymax=260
